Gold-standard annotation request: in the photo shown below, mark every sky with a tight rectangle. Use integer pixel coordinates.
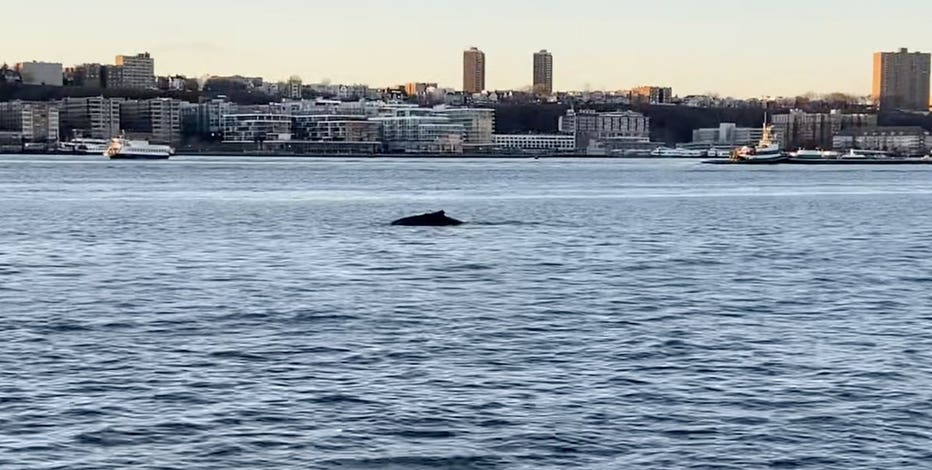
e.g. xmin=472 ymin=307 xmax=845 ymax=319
xmin=2 ymin=0 xmax=930 ymax=97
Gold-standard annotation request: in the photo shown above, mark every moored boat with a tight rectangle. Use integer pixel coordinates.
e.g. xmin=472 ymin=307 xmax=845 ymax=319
xmin=59 ymin=138 xmax=110 ymax=155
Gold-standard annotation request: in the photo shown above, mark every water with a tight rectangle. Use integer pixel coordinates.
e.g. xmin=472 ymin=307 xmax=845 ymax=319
xmin=1 ymin=155 xmax=932 ymax=469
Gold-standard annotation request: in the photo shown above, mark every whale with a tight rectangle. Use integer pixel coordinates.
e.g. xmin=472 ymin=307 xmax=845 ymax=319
xmin=391 ymin=211 xmax=464 ymax=227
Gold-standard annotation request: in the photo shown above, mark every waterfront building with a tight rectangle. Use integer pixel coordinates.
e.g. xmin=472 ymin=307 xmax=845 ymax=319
xmin=630 ymin=86 xmax=674 ymax=105
xmin=0 ymin=101 xmax=60 ymax=145
xmin=772 ymin=110 xmax=878 ymax=149
xmin=560 ymin=109 xmax=650 ymax=149
xmin=120 ymin=98 xmax=182 ymax=144
xmin=60 ymin=97 xmax=122 ymax=140
xmin=463 ymin=47 xmax=486 ymax=94
xmin=833 ymin=127 xmax=929 ymax=155
xmin=291 ymin=115 xmax=381 ymax=143
xmin=873 ymin=48 xmax=931 ymax=111
xmin=15 ymin=62 xmax=63 ymax=86
xmin=431 ymin=107 xmax=494 ymax=150
xmin=112 ymin=52 xmax=155 ymax=89
xmin=493 ymin=134 xmax=575 ymax=153
xmin=371 ymin=109 xmax=465 ymax=153
xmin=181 ymin=98 xmax=237 ymax=138
xmin=533 ymin=50 xmax=554 ymax=96
xmin=221 ymin=114 xmax=293 ymax=143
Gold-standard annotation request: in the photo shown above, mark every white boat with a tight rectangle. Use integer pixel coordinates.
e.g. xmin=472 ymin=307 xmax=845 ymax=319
xmin=840 ymin=149 xmax=892 ymax=159
xmin=650 ymin=147 xmax=706 ymax=158
xmin=104 ymin=136 xmax=173 ymax=160
xmin=731 ymin=120 xmax=785 ymax=162
xmin=789 ymin=149 xmax=841 ymax=159
xmin=59 ymin=138 xmax=110 ymax=154
xmin=706 ymin=147 xmax=734 ymax=158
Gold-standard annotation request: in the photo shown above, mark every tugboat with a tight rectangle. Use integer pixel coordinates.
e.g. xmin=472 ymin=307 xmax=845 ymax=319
xmin=729 ymin=120 xmax=785 ymax=163
xmin=104 ymin=135 xmax=173 ymax=160
xmin=703 ymin=119 xmax=786 ymax=164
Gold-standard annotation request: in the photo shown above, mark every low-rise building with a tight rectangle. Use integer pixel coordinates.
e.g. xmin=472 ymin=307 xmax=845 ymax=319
xmin=833 ymin=127 xmax=929 ymax=155
xmin=493 ymin=134 xmax=575 ymax=153
xmin=292 ymin=115 xmax=381 ymax=143
xmin=67 ymin=63 xmax=104 ymax=88
xmin=221 ymin=114 xmax=293 ymax=143
xmin=630 ymin=86 xmax=674 ymax=104
xmin=560 ymin=109 xmax=650 ymax=149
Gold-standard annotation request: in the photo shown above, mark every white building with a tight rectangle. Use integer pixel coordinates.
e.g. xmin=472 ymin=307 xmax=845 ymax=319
xmin=493 ymin=134 xmax=575 ymax=153
xmin=692 ymin=123 xmax=766 ymax=147
xmin=221 ymin=114 xmax=293 ymax=143
xmin=0 ymin=101 xmax=60 ymax=144
xmin=15 ymin=62 xmax=63 ymax=86
xmin=833 ymin=127 xmax=929 ymax=155
xmin=432 ymin=107 xmax=495 ymax=149
xmin=370 ymin=113 xmax=464 ymax=153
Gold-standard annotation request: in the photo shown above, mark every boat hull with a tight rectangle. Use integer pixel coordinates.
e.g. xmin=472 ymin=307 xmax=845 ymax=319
xmin=109 ymin=154 xmax=170 ymax=160
xmin=703 ymin=155 xmax=787 ymax=164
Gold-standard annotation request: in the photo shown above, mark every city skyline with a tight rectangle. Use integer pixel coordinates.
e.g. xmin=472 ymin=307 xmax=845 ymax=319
xmin=4 ymin=0 xmax=932 ymax=97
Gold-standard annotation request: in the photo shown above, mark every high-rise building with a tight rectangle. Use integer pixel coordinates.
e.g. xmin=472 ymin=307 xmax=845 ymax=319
xmin=60 ymin=97 xmax=122 ymax=140
xmin=872 ymin=48 xmax=931 ymax=111
xmin=112 ymin=52 xmax=155 ymax=89
xmin=463 ymin=47 xmax=486 ymax=94
xmin=533 ymin=50 xmax=553 ymax=95
xmin=120 ymin=98 xmax=182 ymax=144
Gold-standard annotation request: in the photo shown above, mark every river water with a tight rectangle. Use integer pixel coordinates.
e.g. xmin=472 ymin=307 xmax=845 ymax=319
xmin=1 ymin=156 xmax=931 ymax=469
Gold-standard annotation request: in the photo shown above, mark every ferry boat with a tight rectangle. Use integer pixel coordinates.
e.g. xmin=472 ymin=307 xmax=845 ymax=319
xmin=59 ymin=138 xmax=110 ymax=155
xmin=104 ymin=136 xmax=173 ymax=160
xmin=789 ymin=149 xmax=841 ymax=160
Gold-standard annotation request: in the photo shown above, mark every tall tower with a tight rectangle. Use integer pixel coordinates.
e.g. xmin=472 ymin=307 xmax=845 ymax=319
xmin=463 ymin=47 xmax=486 ymax=94
xmin=533 ymin=50 xmax=553 ymax=95
xmin=873 ymin=48 xmax=931 ymax=111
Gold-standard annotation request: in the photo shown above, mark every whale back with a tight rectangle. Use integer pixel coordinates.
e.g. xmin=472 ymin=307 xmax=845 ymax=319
xmin=391 ymin=211 xmax=464 ymax=227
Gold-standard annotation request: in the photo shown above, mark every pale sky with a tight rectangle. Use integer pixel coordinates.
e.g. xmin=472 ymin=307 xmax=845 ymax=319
xmin=2 ymin=0 xmax=930 ymax=97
